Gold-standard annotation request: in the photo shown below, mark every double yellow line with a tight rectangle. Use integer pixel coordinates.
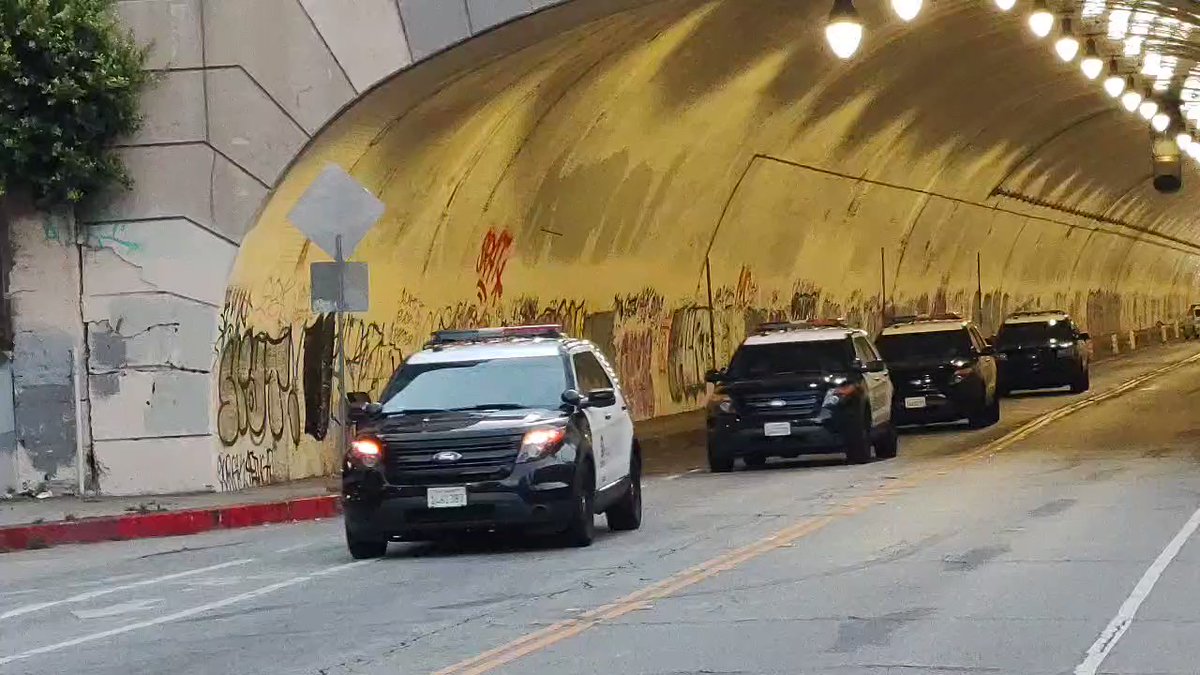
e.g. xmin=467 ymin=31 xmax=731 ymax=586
xmin=434 ymin=351 xmax=1200 ymax=675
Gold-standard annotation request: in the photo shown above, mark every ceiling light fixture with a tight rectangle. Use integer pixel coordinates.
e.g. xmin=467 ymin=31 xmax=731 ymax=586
xmin=1055 ymin=17 xmax=1080 ymax=61
xmin=891 ymin=0 xmax=923 ymax=22
xmin=1081 ymin=39 xmax=1103 ymax=79
xmin=1140 ymin=96 xmax=1159 ymax=120
xmin=1028 ymin=0 xmax=1054 ymax=38
xmin=1103 ymin=60 xmax=1126 ymax=97
xmin=1152 ymin=112 xmax=1171 ymax=132
xmin=1121 ymin=79 xmax=1143 ymax=112
xmin=994 ymin=0 xmax=1017 ymax=11
xmin=825 ymin=0 xmax=864 ymax=59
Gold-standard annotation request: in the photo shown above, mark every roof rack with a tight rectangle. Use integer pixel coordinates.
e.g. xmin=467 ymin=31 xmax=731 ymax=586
xmin=754 ymin=318 xmax=848 ymax=334
xmin=428 ymin=324 xmax=564 ymax=346
xmin=886 ymin=312 xmax=964 ymax=327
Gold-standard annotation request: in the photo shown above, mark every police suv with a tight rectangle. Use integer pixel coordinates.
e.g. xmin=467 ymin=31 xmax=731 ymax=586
xmin=993 ymin=310 xmax=1091 ymax=394
xmin=342 ymin=325 xmax=642 ymax=558
xmin=705 ymin=320 xmax=897 ymax=470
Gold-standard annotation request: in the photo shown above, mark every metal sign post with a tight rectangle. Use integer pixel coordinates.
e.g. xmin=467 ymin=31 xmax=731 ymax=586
xmin=288 ymin=164 xmax=384 ymax=460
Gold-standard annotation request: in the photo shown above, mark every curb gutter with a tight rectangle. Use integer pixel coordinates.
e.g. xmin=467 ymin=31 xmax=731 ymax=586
xmin=0 ymin=495 xmax=342 ymax=553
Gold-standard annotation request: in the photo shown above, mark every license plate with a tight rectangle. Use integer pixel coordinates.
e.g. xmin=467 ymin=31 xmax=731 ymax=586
xmin=904 ymin=397 xmax=927 ymax=409
xmin=763 ymin=422 xmax=791 ymax=437
xmin=427 ymin=487 xmax=467 ymax=509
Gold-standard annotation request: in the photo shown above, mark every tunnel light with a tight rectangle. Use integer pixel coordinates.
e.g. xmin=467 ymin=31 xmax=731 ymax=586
xmin=1140 ymin=97 xmax=1158 ymax=120
xmin=1176 ymin=132 xmax=1192 ymax=149
xmin=825 ymin=0 xmax=864 ymax=59
xmin=1081 ymin=40 xmax=1103 ymax=79
xmin=891 ymin=0 xmax=922 ymax=22
xmin=1028 ymin=0 xmax=1054 ymax=38
xmin=1121 ymin=86 xmax=1143 ymax=113
xmin=1054 ymin=18 xmax=1079 ymax=61
xmin=994 ymin=0 xmax=1017 ymax=11
xmin=1152 ymin=113 xmax=1171 ymax=132
xmin=1103 ymin=61 xmax=1126 ymax=97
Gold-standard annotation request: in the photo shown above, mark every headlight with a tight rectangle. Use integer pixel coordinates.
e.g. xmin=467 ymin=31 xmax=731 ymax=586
xmin=996 ymin=353 xmax=1008 ymax=360
xmin=517 ymin=427 xmax=567 ymax=462
xmin=709 ymin=393 xmax=735 ymax=414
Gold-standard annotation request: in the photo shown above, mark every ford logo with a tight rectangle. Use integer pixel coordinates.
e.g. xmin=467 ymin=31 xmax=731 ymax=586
xmin=433 ymin=451 xmax=462 ymax=463
xmin=769 ymin=399 xmax=786 ymax=407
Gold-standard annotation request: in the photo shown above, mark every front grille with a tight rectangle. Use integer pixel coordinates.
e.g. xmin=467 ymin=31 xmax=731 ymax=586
xmin=405 ymin=504 xmax=496 ymax=524
xmin=382 ymin=431 xmax=525 ymax=485
xmin=738 ymin=391 xmax=821 ymax=417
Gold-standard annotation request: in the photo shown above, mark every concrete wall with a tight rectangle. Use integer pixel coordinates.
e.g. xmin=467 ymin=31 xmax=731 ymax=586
xmin=88 ymin=0 xmax=1200 ymax=493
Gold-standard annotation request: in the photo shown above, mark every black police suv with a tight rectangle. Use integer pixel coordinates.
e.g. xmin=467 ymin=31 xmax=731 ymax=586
xmin=342 ymin=325 xmax=642 ymax=558
xmin=875 ymin=314 xmax=1000 ymax=428
xmin=993 ymin=310 xmax=1092 ymax=394
xmin=705 ymin=321 xmax=897 ymax=471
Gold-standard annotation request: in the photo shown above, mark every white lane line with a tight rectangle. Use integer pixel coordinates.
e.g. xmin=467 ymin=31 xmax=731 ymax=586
xmin=274 ymin=541 xmax=320 ymax=554
xmin=1074 ymin=505 xmax=1200 ymax=675
xmin=0 ymin=560 xmax=370 ymax=667
xmin=0 ymin=559 xmax=253 ymax=621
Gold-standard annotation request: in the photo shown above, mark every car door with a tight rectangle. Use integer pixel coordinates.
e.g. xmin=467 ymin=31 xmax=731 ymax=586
xmin=853 ymin=336 xmax=892 ymax=429
xmin=591 ymin=349 xmax=634 ymax=488
xmin=571 ymin=351 xmax=619 ymax=489
xmin=969 ymin=325 xmax=998 ymax=396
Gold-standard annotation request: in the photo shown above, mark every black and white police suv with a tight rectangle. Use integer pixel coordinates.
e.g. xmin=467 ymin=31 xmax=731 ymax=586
xmin=341 ymin=325 xmax=642 ymax=558
xmin=993 ymin=310 xmax=1092 ymax=395
xmin=704 ymin=320 xmax=897 ymax=471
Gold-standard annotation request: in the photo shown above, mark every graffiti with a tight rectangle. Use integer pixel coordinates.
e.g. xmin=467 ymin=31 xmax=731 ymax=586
xmin=614 ymin=289 xmax=665 ymax=322
xmin=713 ymin=266 xmax=758 ymax=309
xmin=476 ymin=228 xmax=514 ymax=304
xmin=667 ymin=307 xmax=713 ymax=403
xmin=615 ymin=329 xmax=655 ymax=419
xmin=343 ymin=317 xmax=407 ymax=395
xmin=216 ymin=326 xmax=302 ymax=449
xmin=216 ymin=446 xmax=274 ymax=491
xmin=303 ymin=315 xmax=335 ymax=441
xmin=85 ymin=223 xmax=141 ymax=253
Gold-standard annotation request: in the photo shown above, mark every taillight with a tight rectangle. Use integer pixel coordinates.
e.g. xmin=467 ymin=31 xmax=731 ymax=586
xmin=350 ymin=438 xmax=382 ymax=467
xmin=517 ymin=427 xmax=567 ymax=463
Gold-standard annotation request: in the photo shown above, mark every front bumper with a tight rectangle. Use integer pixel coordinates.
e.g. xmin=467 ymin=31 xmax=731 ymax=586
xmin=891 ymin=384 xmax=981 ymax=425
xmin=343 ymin=462 xmax=578 ymax=539
xmin=999 ymin=357 xmax=1080 ymax=389
xmin=707 ymin=411 xmax=854 ymax=456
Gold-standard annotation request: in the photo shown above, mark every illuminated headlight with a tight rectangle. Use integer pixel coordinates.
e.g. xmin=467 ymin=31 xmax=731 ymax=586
xmin=996 ymin=353 xmax=1008 ymax=360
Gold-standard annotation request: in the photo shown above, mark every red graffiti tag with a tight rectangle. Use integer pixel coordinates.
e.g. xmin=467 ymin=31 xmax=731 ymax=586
xmin=476 ymin=229 xmax=514 ymax=305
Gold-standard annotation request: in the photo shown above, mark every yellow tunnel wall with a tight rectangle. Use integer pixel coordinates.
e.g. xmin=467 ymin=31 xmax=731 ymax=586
xmin=213 ymin=0 xmax=1200 ymax=490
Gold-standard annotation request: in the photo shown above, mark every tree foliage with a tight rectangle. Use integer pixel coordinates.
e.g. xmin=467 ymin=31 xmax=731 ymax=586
xmin=0 ymin=0 xmax=147 ymax=207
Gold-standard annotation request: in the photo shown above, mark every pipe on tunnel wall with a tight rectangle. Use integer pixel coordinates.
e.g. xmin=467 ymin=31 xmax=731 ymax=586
xmin=212 ymin=0 xmax=1200 ymax=489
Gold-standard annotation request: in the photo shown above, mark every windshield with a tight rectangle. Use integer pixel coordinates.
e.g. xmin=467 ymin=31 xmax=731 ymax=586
xmin=997 ymin=320 xmax=1073 ymax=345
xmin=726 ymin=339 xmax=850 ymax=378
xmin=380 ymin=355 xmax=567 ymax=413
xmin=876 ymin=330 xmax=971 ymax=362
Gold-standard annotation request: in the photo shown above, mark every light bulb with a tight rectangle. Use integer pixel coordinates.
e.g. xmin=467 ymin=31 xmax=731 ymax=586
xmin=1104 ymin=75 xmax=1126 ymax=97
xmin=1140 ymin=99 xmax=1158 ymax=120
xmin=1056 ymin=36 xmax=1080 ymax=61
xmin=891 ymin=0 xmax=922 ymax=22
xmin=1028 ymin=2 xmax=1054 ymax=38
xmin=1175 ymin=132 xmax=1192 ymax=149
xmin=994 ymin=0 xmax=1017 ymax=10
xmin=1121 ymin=89 xmax=1142 ymax=112
xmin=1152 ymin=113 xmax=1170 ymax=132
xmin=1080 ymin=39 xmax=1102 ymax=79
xmin=825 ymin=0 xmax=864 ymax=60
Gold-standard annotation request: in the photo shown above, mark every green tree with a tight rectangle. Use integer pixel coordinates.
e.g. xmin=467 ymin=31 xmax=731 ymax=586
xmin=0 ymin=0 xmax=147 ymax=207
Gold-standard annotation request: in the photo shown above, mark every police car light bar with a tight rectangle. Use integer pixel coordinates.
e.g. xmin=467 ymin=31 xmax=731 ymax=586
xmin=1008 ymin=309 xmax=1066 ymax=318
xmin=429 ymin=324 xmax=564 ymax=344
xmin=755 ymin=321 xmax=806 ymax=333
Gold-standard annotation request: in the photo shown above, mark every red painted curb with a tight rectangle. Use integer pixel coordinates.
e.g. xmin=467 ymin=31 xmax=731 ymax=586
xmin=0 ymin=495 xmax=342 ymax=553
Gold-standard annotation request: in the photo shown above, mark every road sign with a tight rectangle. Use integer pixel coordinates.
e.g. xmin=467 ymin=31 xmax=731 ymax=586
xmin=311 ymin=262 xmax=368 ymax=313
xmin=287 ymin=163 xmax=384 ymax=261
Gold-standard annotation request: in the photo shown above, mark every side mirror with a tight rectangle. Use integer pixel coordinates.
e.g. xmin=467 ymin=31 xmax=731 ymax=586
xmin=705 ymin=369 xmax=724 ymax=384
xmin=585 ymin=388 xmax=617 ymax=408
xmin=347 ymin=392 xmax=379 ymax=423
xmin=1078 ymin=332 xmax=1091 ymax=341
xmin=561 ymin=389 xmax=585 ymax=407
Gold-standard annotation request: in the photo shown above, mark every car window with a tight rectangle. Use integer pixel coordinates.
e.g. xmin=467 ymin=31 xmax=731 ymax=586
xmin=852 ymin=336 xmax=876 ymax=363
xmin=996 ymin=320 xmax=1073 ymax=345
xmin=572 ymin=351 xmax=613 ymax=393
xmin=727 ymin=339 xmax=851 ymax=378
xmin=380 ymin=356 xmax=567 ymax=412
xmin=876 ymin=330 xmax=973 ymax=361
xmin=967 ymin=326 xmax=986 ymax=351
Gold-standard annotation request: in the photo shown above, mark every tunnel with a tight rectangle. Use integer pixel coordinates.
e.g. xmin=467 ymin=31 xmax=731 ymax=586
xmin=215 ymin=0 xmax=1200 ymax=490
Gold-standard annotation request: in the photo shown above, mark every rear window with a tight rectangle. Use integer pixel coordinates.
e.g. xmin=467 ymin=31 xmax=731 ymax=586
xmin=997 ymin=320 xmax=1073 ymax=344
xmin=726 ymin=339 xmax=851 ymax=378
xmin=876 ymin=330 xmax=972 ymax=362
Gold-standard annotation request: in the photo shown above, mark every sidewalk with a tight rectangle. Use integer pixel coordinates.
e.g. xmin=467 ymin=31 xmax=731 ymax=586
xmin=3 ymin=336 xmax=1196 ymax=553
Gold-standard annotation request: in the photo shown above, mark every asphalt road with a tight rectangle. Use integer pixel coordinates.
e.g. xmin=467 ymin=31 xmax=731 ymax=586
xmin=3 ymin=343 xmax=1200 ymax=675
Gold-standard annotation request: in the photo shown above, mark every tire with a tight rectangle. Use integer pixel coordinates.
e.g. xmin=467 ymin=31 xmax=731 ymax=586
xmin=874 ymin=423 xmax=898 ymax=460
xmin=561 ymin=463 xmax=596 ymax=548
xmin=845 ymin=412 xmax=873 ymax=465
xmin=345 ymin=525 xmax=387 ymax=560
xmin=743 ymin=454 xmax=767 ymax=468
xmin=1070 ymin=368 xmax=1090 ymax=394
xmin=606 ymin=451 xmax=642 ymax=532
xmin=708 ymin=439 xmax=735 ymax=473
